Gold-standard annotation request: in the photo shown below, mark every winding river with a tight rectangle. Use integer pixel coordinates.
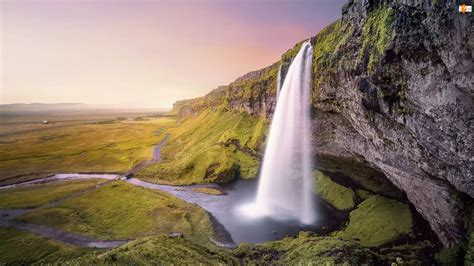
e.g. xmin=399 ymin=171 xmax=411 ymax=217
xmin=0 ymin=136 xmax=340 ymax=248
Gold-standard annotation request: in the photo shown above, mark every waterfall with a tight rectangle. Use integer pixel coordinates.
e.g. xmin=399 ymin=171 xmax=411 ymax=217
xmin=239 ymin=41 xmax=316 ymax=224
xmin=276 ymin=64 xmax=282 ymax=99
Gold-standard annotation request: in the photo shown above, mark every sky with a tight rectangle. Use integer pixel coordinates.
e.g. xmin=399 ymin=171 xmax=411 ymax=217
xmin=1 ymin=0 xmax=345 ymax=108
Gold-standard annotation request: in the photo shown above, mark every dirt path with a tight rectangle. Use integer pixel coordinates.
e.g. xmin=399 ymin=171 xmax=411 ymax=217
xmin=126 ymin=133 xmax=170 ymax=177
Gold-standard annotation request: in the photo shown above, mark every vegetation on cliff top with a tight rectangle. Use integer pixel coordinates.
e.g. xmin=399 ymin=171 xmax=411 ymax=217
xmin=360 ymin=7 xmax=396 ymax=73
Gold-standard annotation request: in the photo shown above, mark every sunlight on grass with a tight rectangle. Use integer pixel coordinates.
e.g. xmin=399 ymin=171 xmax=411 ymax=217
xmin=0 ymin=118 xmax=176 ymax=185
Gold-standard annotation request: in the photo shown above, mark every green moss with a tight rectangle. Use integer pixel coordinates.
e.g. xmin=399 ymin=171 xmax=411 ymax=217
xmin=313 ymin=21 xmax=353 ymax=72
xmin=68 ymin=235 xmax=236 ymax=265
xmin=466 ymin=233 xmax=474 ymax=264
xmin=0 ymin=179 xmax=106 ymax=209
xmin=229 ymin=63 xmax=280 ymax=106
xmin=248 ymin=234 xmax=380 ymax=265
xmin=69 ymin=233 xmax=435 ymax=265
xmin=191 ymin=187 xmax=223 ymax=195
xmin=464 ymin=207 xmax=474 ymax=264
xmin=316 ymin=155 xmax=406 ymax=200
xmin=0 ymin=227 xmax=92 ymax=265
xmin=18 ymin=181 xmax=214 ymax=246
xmin=136 ymin=109 xmax=264 ymax=185
xmin=308 ymin=20 xmax=355 ymax=103
xmin=359 ymin=7 xmax=396 ymax=73
xmin=436 ymin=244 xmax=466 ymax=265
xmin=337 ymin=195 xmax=413 ymax=247
xmin=356 ymin=189 xmax=373 ymax=200
xmin=248 ymin=117 xmax=267 ymax=151
xmin=314 ymin=170 xmax=356 ymax=210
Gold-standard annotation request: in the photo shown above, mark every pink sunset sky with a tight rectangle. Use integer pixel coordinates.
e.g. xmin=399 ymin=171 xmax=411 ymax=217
xmin=1 ymin=0 xmax=345 ymax=108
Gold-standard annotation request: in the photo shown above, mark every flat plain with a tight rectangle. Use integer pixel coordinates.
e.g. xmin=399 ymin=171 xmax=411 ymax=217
xmin=0 ymin=109 xmax=174 ymax=185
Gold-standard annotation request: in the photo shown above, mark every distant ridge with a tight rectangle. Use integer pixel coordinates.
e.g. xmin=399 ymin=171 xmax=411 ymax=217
xmin=0 ymin=103 xmax=170 ymax=114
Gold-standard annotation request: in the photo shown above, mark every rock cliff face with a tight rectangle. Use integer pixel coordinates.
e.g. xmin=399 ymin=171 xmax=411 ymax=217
xmin=308 ymin=0 xmax=473 ymax=248
xmin=172 ymin=0 xmax=473 ymax=247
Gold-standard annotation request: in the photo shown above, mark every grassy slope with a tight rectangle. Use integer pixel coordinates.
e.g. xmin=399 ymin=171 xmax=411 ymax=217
xmin=0 ymin=117 xmax=173 ymax=185
xmin=136 ymin=109 xmax=266 ymax=185
xmin=0 ymin=179 xmax=106 ymax=208
xmin=69 ymin=235 xmax=236 ymax=265
xmin=0 ymin=227 xmax=93 ymax=265
xmin=18 ymin=181 xmax=214 ymax=246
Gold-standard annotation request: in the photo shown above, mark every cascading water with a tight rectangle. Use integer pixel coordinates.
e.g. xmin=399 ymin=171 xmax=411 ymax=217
xmin=239 ymin=40 xmax=316 ymax=224
xmin=276 ymin=64 xmax=282 ymax=99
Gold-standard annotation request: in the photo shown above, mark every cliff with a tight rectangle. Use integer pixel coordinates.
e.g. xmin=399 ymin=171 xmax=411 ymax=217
xmin=169 ymin=0 xmax=473 ymax=248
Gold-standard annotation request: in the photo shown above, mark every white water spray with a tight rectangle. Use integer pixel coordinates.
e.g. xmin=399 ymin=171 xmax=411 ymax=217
xmin=239 ymin=41 xmax=316 ymax=224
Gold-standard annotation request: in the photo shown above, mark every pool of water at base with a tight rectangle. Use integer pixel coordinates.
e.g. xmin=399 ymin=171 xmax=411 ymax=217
xmin=210 ymin=179 xmax=340 ymax=244
xmin=131 ymin=177 xmax=341 ymax=244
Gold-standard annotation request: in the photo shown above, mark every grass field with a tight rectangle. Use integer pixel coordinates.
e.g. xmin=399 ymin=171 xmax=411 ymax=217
xmin=0 ymin=227 xmax=93 ymax=265
xmin=0 ymin=107 xmax=165 ymax=136
xmin=0 ymin=179 xmax=107 ymax=208
xmin=18 ymin=181 xmax=215 ymax=246
xmin=0 ymin=111 xmax=175 ymax=185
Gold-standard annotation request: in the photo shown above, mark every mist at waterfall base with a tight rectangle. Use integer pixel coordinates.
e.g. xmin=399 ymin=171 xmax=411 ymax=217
xmin=231 ymin=41 xmax=322 ymax=240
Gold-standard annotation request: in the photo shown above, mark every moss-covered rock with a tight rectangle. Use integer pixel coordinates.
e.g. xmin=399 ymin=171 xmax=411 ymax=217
xmin=261 ymin=235 xmax=378 ymax=265
xmin=314 ymin=170 xmax=356 ymax=210
xmin=435 ymin=243 xmax=466 ymax=265
xmin=359 ymin=7 xmax=396 ymax=73
xmin=191 ymin=187 xmax=223 ymax=195
xmin=65 ymin=232 xmax=436 ymax=265
xmin=356 ymin=189 xmax=373 ymax=200
xmin=316 ymin=155 xmax=406 ymax=200
xmin=337 ymin=195 xmax=413 ymax=247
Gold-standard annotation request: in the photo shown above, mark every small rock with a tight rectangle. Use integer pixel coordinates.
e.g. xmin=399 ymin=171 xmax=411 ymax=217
xmin=168 ymin=232 xmax=183 ymax=238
